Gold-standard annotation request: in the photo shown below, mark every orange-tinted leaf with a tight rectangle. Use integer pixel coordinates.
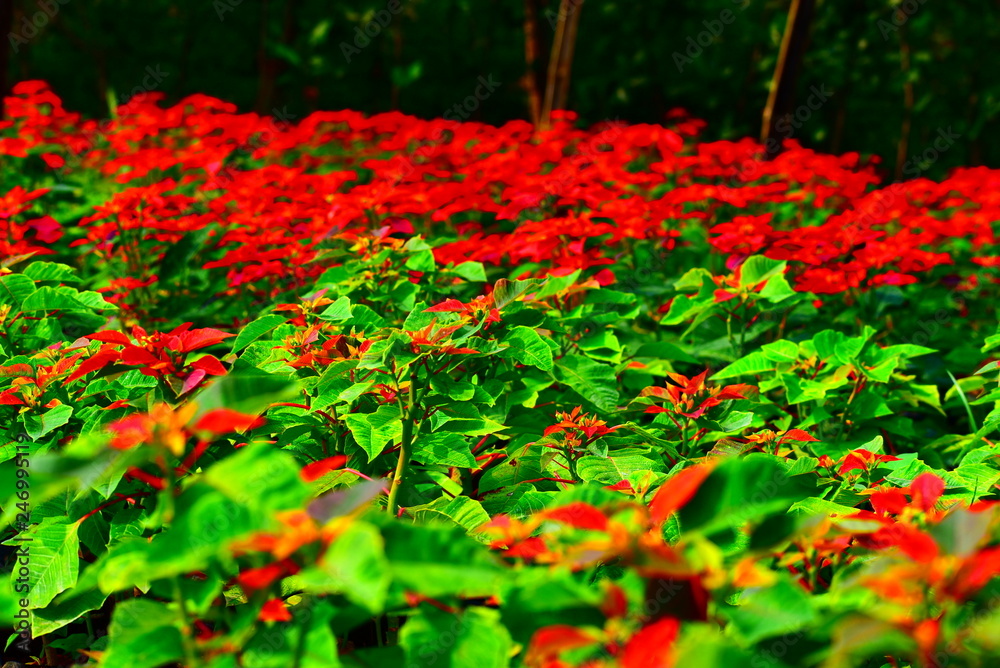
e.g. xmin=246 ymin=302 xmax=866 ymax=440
xmin=910 ymin=472 xmax=945 ymax=512
xmin=259 ymin=598 xmax=292 ymax=622
xmin=194 ymin=408 xmax=264 ymax=434
xmin=713 ymin=289 xmax=738 ymax=302
xmin=238 ymin=562 xmax=287 ymax=591
xmin=424 ymin=299 xmax=466 ymax=312
xmin=0 ymin=363 xmax=34 ymax=377
xmin=868 ymin=488 xmax=908 ymax=515
xmin=541 ymin=502 xmax=608 ymax=531
xmin=600 ymin=584 xmax=629 ymax=619
xmin=780 ymin=428 xmax=819 ymax=442
xmin=859 ymin=524 xmax=939 ymax=562
xmin=177 ymin=327 xmax=235 ymax=352
xmin=301 ymin=455 xmax=348 ymax=482
xmin=85 ymin=331 xmax=132 ymax=345
xmin=525 ymin=625 xmax=599 ymax=667
xmin=190 ymin=354 xmax=227 ymax=376
xmin=622 ymin=618 xmax=680 ymax=668
xmin=120 ymin=346 xmax=161 ymax=367
xmin=649 ymin=462 xmax=715 ymax=525
xmin=64 ymin=350 xmax=122 ymax=383
xmin=500 ymin=536 xmax=549 ymax=559
xmin=0 ymin=390 xmax=24 ymax=405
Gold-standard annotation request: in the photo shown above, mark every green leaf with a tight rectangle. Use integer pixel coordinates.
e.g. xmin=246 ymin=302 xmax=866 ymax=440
xmin=232 ymin=314 xmax=286 ymax=352
xmin=195 ymin=366 xmax=299 ymax=417
xmin=499 ymin=570 xmax=603 ymax=644
xmin=534 ymin=270 xmax=581 ymax=298
xmin=661 ymin=292 xmax=713 ymax=326
xmin=712 ymin=410 xmax=755 ymax=433
xmin=502 ymin=326 xmax=554 ymax=371
xmin=811 ymin=329 xmax=844 ymax=360
xmin=242 ymin=600 xmax=340 ymax=667
xmin=790 ymin=496 xmax=859 ymax=518
xmin=678 ymin=454 xmax=817 ymax=537
xmin=22 ymin=261 xmax=80 ymax=283
xmin=712 ymin=351 xmax=774 ymax=380
xmin=382 ymin=522 xmax=506 ymax=598
xmin=722 ymin=576 xmax=816 ymax=643
xmin=553 ymin=355 xmax=619 ymax=412
xmin=671 ymin=626 xmax=754 ymax=667
xmin=633 ymin=341 xmax=699 ymax=364
xmin=410 ymin=496 xmax=491 ymax=537
xmin=21 ymin=286 xmax=114 ymax=312
xmin=493 ymin=278 xmax=542 ymax=311
xmin=0 ymin=578 xmax=13 ymax=625
xmin=879 ymin=344 xmax=937 ymax=359
xmin=672 ymin=267 xmax=713 ymax=291
xmin=760 ymin=340 xmax=799 ymax=363
xmin=412 ymin=432 xmax=476 ymax=468
xmin=100 ymin=599 xmax=184 ymax=668
xmin=345 ymin=405 xmax=403 ymax=462
xmin=203 ymin=443 xmax=309 ymax=514
xmin=401 ymin=606 xmax=513 ymax=668
xmin=318 ymin=296 xmax=353 ymax=321
xmin=0 ymin=274 xmax=36 ymax=307
xmin=453 ymin=261 xmax=487 ymax=282
xmin=759 ymin=273 xmax=796 ymax=302
xmin=740 ymin=256 xmax=787 ymax=287
xmin=576 ymin=454 xmax=663 ymax=484
xmin=7 ymin=518 xmax=80 ymax=609
xmin=31 ymin=588 xmax=109 ymax=636
xmin=477 ymin=450 xmax=545 ymax=494
xmin=22 ymin=404 xmax=73 ymax=441
xmin=298 ymin=521 xmax=390 ymax=613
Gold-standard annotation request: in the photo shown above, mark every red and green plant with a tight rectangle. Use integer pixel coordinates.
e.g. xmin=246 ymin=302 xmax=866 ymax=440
xmin=3 ymin=81 xmax=1000 ymax=667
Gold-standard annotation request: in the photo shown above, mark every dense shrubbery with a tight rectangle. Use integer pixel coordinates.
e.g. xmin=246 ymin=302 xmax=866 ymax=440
xmin=3 ymin=81 xmax=1000 ymax=666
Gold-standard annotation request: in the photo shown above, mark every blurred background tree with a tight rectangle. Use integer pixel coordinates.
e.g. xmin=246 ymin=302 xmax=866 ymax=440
xmin=4 ymin=0 xmax=997 ymax=178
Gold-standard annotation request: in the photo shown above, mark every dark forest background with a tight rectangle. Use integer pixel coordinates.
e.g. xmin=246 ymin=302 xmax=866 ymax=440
xmin=3 ymin=0 xmax=998 ymax=179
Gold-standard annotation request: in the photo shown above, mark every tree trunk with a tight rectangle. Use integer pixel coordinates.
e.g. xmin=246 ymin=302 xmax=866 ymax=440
xmin=760 ymin=0 xmax=816 ymax=156
xmin=552 ymin=0 xmax=582 ymax=113
xmin=522 ymin=0 xmax=543 ymax=126
xmin=540 ymin=0 xmax=583 ymax=129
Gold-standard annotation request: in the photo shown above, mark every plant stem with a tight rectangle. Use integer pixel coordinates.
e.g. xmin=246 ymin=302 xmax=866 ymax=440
xmin=291 ymin=604 xmax=311 ymax=668
xmin=834 ymin=376 xmax=864 ymax=443
xmin=172 ymin=576 xmax=201 ymax=668
xmin=387 ymin=372 xmax=418 ymax=516
xmin=947 ymin=369 xmax=978 ymax=435
xmin=726 ymin=311 xmax=734 ymax=354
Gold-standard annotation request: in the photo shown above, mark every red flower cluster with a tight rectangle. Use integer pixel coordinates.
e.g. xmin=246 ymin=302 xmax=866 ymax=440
xmin=66 ymin=323 xmax=233 ymax=395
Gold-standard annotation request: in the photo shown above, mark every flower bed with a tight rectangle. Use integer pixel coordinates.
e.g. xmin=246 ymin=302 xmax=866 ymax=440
xmin=3 ymin=81 xmax=1000 ymax=667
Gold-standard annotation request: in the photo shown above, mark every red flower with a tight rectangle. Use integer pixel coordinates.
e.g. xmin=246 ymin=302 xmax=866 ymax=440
xmin=543 ymin=406 xmax=620 ymax=439
xmin=259 ymin=598 xmax=292 ymax=622
xmin=193 ymin=408 xmax=264 ymax=434
xmin=539 ymin=502 xmax=609 ymax=532
xmin=525 ymin=626 xmax=599 ymax=667
xmin=649 ymin=463 xmax=715 ymax=525
xmin=300 ymin=455 xmax=348 ymax=482
xmin=622 ymin=618 xmax=680 ymax=668
xmin=640 ymin=370 xmax=753 ymax=420
xmin=238 ymin=562 xmax=288 ymax=592
xmin=837 ymin=449 xmax=900 ymax=475
xmin=868 ymin=487 xmax=909 ymax=515
xmin=909 ymin=473 xmax=945 ymax=512
xmin=65 ymin=324 xmax=233 ymax=394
